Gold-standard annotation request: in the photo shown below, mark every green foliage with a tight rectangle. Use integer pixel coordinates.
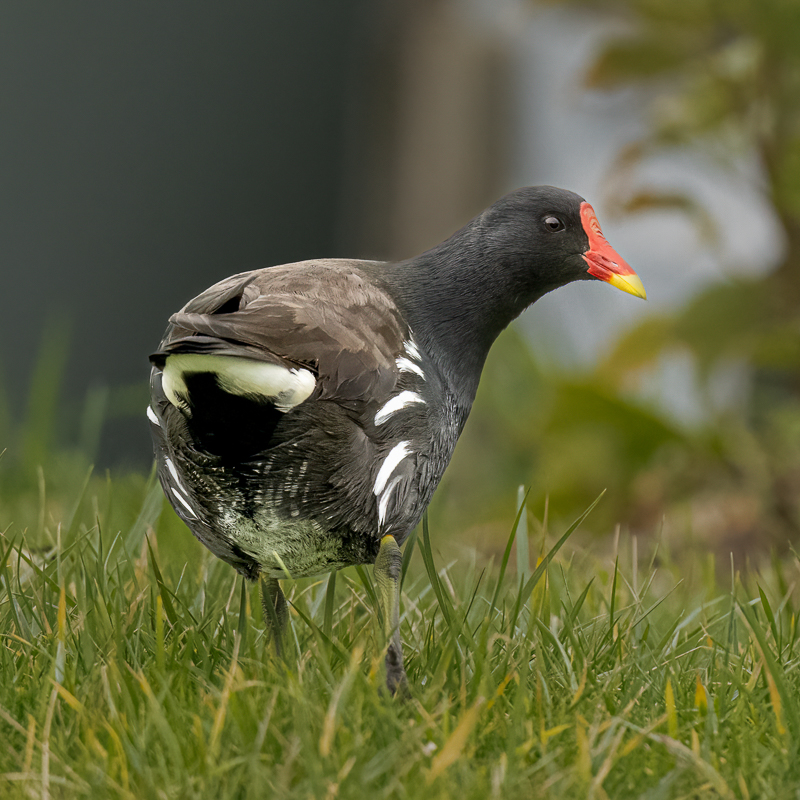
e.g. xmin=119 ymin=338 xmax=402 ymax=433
xmin=459 ymin=0 xmax=800 ymax=553
xmin=8 ymin=7 xmax=800 ymax=784
xmin=557 ymin=0 xmax=800 ymax=172
xmin=544 ymin=0 xmax=800 ymax=283
xmin=3 ymin=459 xmax=800 ymax=797
xmin=434 ymin=327 xmax=690 ymax=543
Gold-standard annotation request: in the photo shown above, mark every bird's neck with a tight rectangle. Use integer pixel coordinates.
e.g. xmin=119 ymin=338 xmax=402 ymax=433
xmin=381 ymin=225 xmax=548 ymax=402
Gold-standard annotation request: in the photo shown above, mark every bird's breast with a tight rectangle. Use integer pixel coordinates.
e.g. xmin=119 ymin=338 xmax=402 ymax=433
xmin=215 ymin=507 xmax=374 ymax=579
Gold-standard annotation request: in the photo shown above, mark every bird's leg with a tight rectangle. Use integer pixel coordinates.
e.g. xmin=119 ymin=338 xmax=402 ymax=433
xmin=260 ymin=575 xmax=288 ymax=658
xmin=374 ymin=534 xmax=408 ymax=694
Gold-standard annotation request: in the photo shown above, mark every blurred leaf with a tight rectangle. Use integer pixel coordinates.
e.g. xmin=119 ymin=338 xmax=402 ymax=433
xmin=619 ymin=190 xmax=719 ymax=245
xmin=599 ymin=280 xmax=774 ymax=382
xmin=586 ymin=37 xmax=688 ymax=88
xmin=773 ymin=136 xmax=800 ymax=220
xmin=545 ymin=380 xmax=682 ymax=466
xmin=598 ymin=315 xmax=676 ymax=384
xmin=673 ymin=280 xmax=770 ymax=371
xmin=434 ymin=327 xmax=549 ymax=532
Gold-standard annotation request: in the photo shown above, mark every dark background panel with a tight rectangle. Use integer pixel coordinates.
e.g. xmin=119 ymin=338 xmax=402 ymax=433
xmin=0 ymin=1 xmax=372 ymax=463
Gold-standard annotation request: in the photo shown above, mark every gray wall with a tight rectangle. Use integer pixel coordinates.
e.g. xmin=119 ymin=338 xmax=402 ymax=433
xmin=1 ymin=1 xmax=371 ymax=465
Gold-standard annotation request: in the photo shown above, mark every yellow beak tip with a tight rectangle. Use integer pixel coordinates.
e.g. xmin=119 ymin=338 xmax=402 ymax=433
xmin=607 ymin=272 xmax=647 ymax=300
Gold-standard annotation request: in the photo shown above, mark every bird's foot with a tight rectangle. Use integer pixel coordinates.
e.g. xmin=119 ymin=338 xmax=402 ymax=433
xmin=374 ymin=534 xmax=409 ymax=696
xmin=385 ymin=639 xmax=409 ymax=697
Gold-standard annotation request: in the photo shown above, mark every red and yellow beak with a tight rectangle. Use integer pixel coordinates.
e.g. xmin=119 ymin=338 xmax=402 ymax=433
xmin=580 ymin=202 xmax=646 ymax=300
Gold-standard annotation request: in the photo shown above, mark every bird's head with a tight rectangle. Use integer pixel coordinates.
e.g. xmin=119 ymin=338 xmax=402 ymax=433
xmin=478 ymin=185 xmax=646 ymax=301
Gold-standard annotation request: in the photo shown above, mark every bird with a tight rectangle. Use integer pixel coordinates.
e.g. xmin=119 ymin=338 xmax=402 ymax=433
xmin=147 ymin=185 xmax=645 ymax=692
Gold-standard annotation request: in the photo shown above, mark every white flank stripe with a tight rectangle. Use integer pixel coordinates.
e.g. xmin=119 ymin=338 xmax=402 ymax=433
xmin=146 ymin=405 xmax=160 ymax=425
xmin=170 ymin=486 xmax=197 ymax=519
xmin=165 ymin=457 xmax=181 ymax=485
xmin=395 ymin=356 xmax=424 ymax=379
xmin=403 ymin=338 xmax=422 ymax=361
xmin=374 ymin=390 xmax=425 ymax=425
xmin=163 ymin=354 xmax=315 ymax=411
xmin=162 ymin=366 xmax=189 ymax=410
xmin=377 ymin=476 xmax=402 ymax=525
xmin=164 ymin=458 xmax=197 ymax=518
xmin=374 ymin=441 xmax=411 ymax=496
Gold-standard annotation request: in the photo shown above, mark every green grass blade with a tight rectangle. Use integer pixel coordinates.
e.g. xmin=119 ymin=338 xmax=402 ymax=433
xmin=758 ymin=584 xmax=779 ymax=648
xmin=146 ymin=536 xmax=178 ymax=626
xmin=323 ymin=570 xmax=337 ymax=639
xmin=126 ymin=477 xmax=166 ymax=554
xmin=289 ymin=599 xmax=351 ymax=667
xmin=519 ymin=491 xmax=605 ymax=600
xmin=419 ymin=513 xmax=458 ymax=635
xmin=738 ymin=597 xmax=799 ymax=739
xmin=515 ymin=485 xmax=530 ymax=584
xmin=64 ymin=465 xmax=95 ymax=540
xmin=566 ymin=576 xmax=594 ymax=626
xmin=238 ymin=576 xmax=249 ymax=651
xmin=490 ymin=487 xmax=532 ymax=612
xmin=354 ymin=564 xmax=378 ymax=610
xmin=400 ymin=527 xmax=417 ymax=589
xmin=609 ymin=556 xmax=619 ymax=636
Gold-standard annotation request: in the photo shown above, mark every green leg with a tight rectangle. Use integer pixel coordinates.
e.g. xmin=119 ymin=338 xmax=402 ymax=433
xmin=260 ymin=575 xmax=288 ymax=658
xmin=374 ymin=534 xmax=408 ymax=694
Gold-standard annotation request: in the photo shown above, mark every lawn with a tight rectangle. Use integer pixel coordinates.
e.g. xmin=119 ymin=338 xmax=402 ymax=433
xmin=2 ymin=457 xmax=799 ymax=800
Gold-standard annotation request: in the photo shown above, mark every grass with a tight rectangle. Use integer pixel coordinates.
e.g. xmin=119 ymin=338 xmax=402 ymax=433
xmin=2 ymin=461 xmax=800 ymax=799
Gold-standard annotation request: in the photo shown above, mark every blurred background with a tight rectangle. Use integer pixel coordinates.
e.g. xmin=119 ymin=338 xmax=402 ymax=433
xmin=3 ymin=0 xmax=800 ymax=562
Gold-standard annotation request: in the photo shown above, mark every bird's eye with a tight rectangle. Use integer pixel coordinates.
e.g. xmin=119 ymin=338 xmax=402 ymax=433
xmin=544 ymin=216 xmax=565 ymax=232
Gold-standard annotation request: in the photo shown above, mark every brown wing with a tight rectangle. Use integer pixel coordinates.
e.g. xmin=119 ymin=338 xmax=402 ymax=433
xmin=152 ymin=259 xmax=408 ymax=403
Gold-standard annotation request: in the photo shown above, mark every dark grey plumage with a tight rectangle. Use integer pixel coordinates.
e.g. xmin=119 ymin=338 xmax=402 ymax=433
xmin=150 ymin=260 xmax=456 ymax=579
xmin=148 ymin=186 xmax=645 ymax=691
